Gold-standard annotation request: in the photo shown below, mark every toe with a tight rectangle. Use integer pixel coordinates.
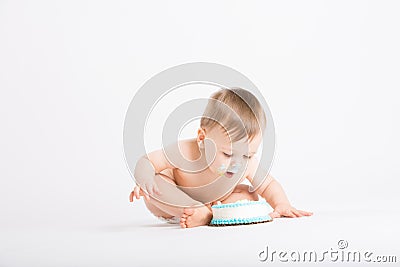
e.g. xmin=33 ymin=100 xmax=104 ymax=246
xmin=183 ymin=208 xmax=195 ymax=216
xmin=185 ymin=218 xmax=192 ymax=228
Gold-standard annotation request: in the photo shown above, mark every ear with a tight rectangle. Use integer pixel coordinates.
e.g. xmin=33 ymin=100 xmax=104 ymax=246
xmin=197 ymin=127 xmax=206 ymax=142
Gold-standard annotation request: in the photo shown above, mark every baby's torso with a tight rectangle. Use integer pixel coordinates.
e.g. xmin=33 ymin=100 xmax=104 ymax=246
xmin=173 ymin=168 xmax=246 ymax=203
xmin=172 ymin=168 xmax=220 ymax=187
xmin=162 ymin=139 xmax=248 ymax=203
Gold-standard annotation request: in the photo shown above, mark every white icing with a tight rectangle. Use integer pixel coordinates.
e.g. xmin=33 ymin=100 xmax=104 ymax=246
xmin=212 ymin=200 xmax=269 ymax=220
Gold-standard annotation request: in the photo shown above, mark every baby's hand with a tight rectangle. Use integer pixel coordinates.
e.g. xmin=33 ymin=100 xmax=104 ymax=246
xmin=129 ymin=185 xmax=151 ymax=202
xmin=269 ymin=203 xmax=313 ymax=218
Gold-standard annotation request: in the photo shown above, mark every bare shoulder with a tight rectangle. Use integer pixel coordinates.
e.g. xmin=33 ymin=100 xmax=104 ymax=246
xmin=245 ymin=156 xmax=274 ymax=193
xmin=151 ymin=138 xmax=198 ymax=169
xmin=175 ymin=138 xmax=199 ymax=161
xmin=244 ymin=156 xmax=259 ymax=183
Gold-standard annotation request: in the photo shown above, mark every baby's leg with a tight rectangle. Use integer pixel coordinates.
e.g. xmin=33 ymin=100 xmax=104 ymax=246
xmin=220 ymin=184 xmax=259 ymax=204
xmin=142 ymin=169 xmax=206 ymax=225
xmin=143 ymin=197 xmax=176 ymax=220
xmin=145 ymin=169 xmax=212 ymax=228
xmin=142 ymin=169 xmax=183 ymax=220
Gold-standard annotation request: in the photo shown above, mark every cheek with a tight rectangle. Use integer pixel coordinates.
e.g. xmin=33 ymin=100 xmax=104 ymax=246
xmin=203 ymin=140 xmax=217 ymax=166
xmin=210 ymin=155 xmax=229 ymax=172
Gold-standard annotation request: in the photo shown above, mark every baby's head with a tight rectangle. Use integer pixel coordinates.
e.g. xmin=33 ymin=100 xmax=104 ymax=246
xmin=197 ymin=87 xmax=266 ymax=177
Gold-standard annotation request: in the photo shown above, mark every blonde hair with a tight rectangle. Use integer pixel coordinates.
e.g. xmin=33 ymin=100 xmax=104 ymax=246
xmin=200 ymin=87 xmax=266 ymax=142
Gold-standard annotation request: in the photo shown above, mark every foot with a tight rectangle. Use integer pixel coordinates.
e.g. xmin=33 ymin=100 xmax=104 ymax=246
xmin=180 ymin=205 xmax=213 ymax=228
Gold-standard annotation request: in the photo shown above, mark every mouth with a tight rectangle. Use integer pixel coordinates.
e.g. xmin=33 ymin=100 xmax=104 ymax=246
xmin=224 ymin=171 xmax=235 ymax=178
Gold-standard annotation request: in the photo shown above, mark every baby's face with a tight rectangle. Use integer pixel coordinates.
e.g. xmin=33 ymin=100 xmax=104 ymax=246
xmin=201 ymin=126 xmax=262 ymax=178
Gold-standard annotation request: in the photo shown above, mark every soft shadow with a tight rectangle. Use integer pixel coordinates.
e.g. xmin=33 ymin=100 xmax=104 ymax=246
xmin=137 ymin=223 xmax=179 ymax=228
xmin=93 ymin=222 xmax=180 ymax=232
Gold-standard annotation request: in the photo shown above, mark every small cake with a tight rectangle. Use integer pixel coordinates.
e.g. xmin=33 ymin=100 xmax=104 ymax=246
xmin=209 ymin=199 xmax=273 ymax=226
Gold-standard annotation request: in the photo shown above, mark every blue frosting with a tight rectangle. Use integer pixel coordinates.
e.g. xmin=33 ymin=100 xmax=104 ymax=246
xmin=210 ymin=200 xmax=272 ymax=225
xmin=210 ymin=215 xmax=272 ymax=225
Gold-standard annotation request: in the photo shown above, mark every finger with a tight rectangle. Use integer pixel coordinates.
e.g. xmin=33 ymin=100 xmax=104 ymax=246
xmin=285 ymin=211 xmax=296 ymax=218
xmin=135 ymin=186 xmax=140 ymax=199
xmin=150 ymin=183 xmax=158 ymax=195
xmin=129 ymin=191 xmax=134 ymax=202
xmin=280 ymin=210 xmax=294 ymax=218
xmin=153 ymin=183 xmax=162 ymax=195
xmin=298 ymin=210 xmax=313 ymax=216
xmin=138 ymin=187 xmax=145 ymax=196
xmin=143 ymin=184 xmax=151 ymax=196
xmin=292 ymin=209 xmax=302 ymax=217
xmin=180 ymin=221 xmax=187 ymax=228
xmin=141 ymin=187 xmax=150 ymax=200
xmin=147 ymin=184 xmax=155 ymax=196
xmin=288 ymin=208 xmax=301 ymax=217
xmin=269 ymin=211 xmax=281 ymax=218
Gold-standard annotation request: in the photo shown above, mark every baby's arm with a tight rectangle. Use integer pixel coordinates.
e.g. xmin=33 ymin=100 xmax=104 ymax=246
xmin=132 ymin=143 xmax=205 ymax=208
xmin=246 ymin=159 xmax=313 ymax=218
xmin=131 ymin=143 xmax=214 ymax=228
xmin=134 ymin=147 xmax=175 ymax=196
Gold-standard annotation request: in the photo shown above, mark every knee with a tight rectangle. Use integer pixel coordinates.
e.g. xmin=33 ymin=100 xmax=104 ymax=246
xmin=143 ymin=197 xmax=156 ymax=212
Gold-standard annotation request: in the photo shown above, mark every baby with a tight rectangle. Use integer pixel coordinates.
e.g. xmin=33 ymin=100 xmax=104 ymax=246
xmin=129 ymin=88 xmax=312 ymax=228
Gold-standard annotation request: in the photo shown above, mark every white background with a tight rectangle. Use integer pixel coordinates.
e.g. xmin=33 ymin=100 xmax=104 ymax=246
xmin=1 ymin=0 xmax=399 ymax=266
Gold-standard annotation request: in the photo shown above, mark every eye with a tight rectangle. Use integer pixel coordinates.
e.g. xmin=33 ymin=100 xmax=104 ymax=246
xmin=243 ymin=155 xmax=253 ymax=159
xmin=223 ymin=152 xmax=232 ymax=157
